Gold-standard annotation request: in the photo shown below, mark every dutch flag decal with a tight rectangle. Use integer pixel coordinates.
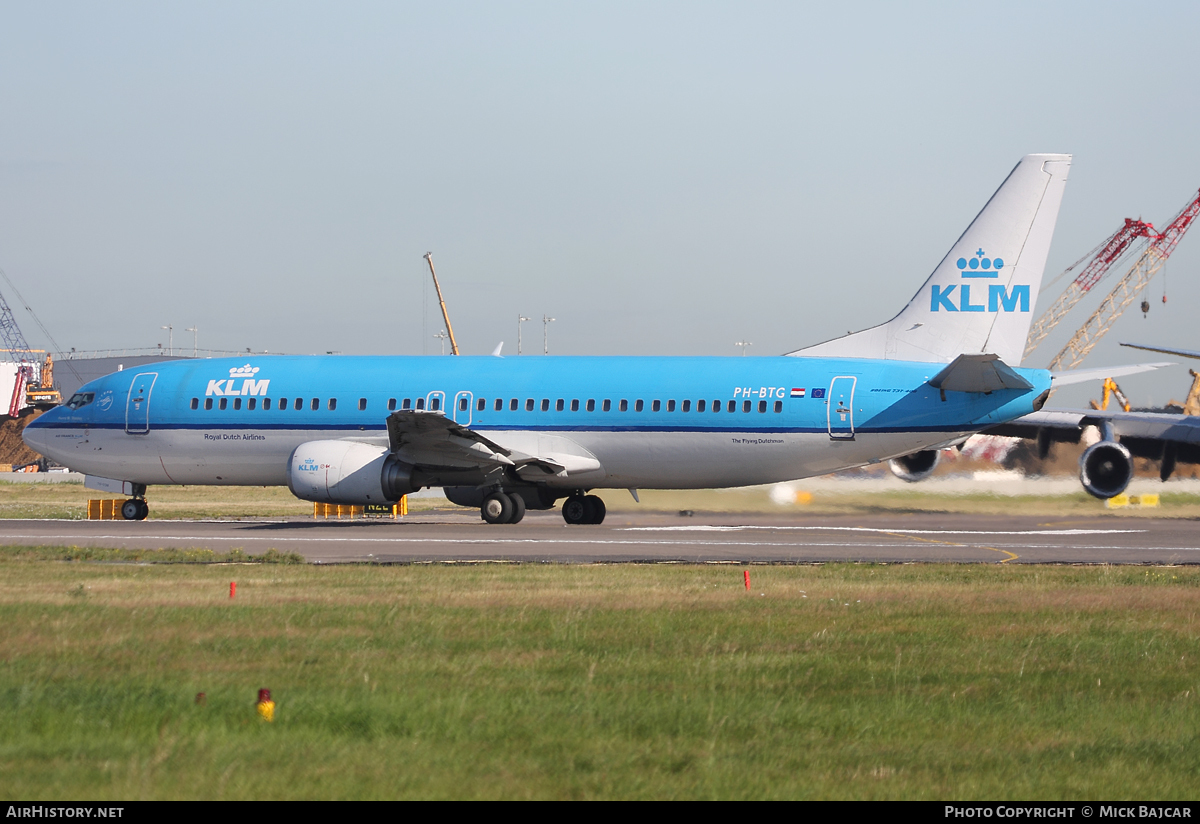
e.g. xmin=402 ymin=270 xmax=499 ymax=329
xmin=791 ymin=388 xmax=805 ymax=398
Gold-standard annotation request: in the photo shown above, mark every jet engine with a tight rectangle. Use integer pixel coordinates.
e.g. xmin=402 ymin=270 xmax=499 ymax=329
xmin=1078 ymin=440 xmax=1134 ymax=500
xmin=287 ymin=440 xmax=423 ymax=505
xmin=888 ymin=450 xmax=941 ymax=483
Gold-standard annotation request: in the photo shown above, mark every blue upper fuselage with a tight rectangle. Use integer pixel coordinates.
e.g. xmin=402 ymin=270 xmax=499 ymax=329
xmin=28 ymin=354 xmax=1051 ymax=438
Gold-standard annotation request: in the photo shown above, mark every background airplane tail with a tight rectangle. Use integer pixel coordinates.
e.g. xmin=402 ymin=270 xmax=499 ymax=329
xmin=790 ymin=153 xmax=1071 ymax=365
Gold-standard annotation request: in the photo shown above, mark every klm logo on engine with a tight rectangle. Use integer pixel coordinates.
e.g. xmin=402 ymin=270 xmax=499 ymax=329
xmin=205 ymin=364 xmax=270 ymax=396
xmin=930 ymin=249 xmax=1029 ymax=313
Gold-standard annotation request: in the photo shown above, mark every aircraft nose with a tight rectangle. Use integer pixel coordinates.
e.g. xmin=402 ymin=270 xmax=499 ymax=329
xmin=21 ymin=417 xmax=50 ymax=455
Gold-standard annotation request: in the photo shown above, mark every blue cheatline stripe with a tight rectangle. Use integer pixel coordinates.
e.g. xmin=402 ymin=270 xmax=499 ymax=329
xmin=29 ymin=421 xmax=975 ymax=436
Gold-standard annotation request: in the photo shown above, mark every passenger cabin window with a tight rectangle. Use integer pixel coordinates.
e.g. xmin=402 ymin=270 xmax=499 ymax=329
xmin=728 ymin=400 xmax=737 ymax=413
xmin=667 ymin=400 xmax=676 ymax=412
xmin=618 ymin=399 xmax=628 ymax=412
xmin=477 ymin=398 xmax=486 ymax=411
xmin=510 ymin=398 xmax=518 ymax=411
xmin=219 ymin=398 xmax=228 ymax=410
xmin=494 ymin=398 xmax=503 ymax=411
xmin=430 ymin=397 xmax=440 ymax=411
xmin=541 ymin=399 xmax=550 ymax=412
xmin=294 ymin=398 xmax=303 ymax=411
xmin=743 ymin=400 xmax=751 ymax=413
xmin=358 ymin=398 xmax=367 ymax=411
xmin=525 ymin=399 xmax=534 ymax=411
xmin=697 ymin=400 xmax=706 ymax=412
xmin=190 ymin=398 xmax=199 ymax=410
xmin=714 ymin=400 xmax=722 ymax=413
xmin=556 ymin=399 xmax=564 ymax=412
xmin=402 ymin=398 xmax=412 ymax=410
xmin=387 ymin=398 xmax=396 ymax=411
xmin=459 ymin=397 xmax=468 ymax=411
xmin=635 ymin=400 xmax=644 ymax=412
xmin=652 ymin=400 xmax=661 ymax=412
xmin=774 ymin=400 xmax=783 ymax=413
xmin=65 ymin=392 xmax=95 ymax=410
xmin=603 ymin=399 xmax=611 ymax=412
xmin=571 ymin=399 xmax=579 ymax=412
xmin=682 ymin=400 xmax=691 ymax=412
xmin=204 ymin=398 xmax=213 ymax=410
xmin=248 ymin=398 xmax=257 ymax=410
xmin=311 ymin=398 xmax=319 ymax=411
xmin=586 ymin=399 xmax=595 ymax=412
xmin=416 ymin=398 xmax=424 ymax=410
xmin=233 ymin=398 xmax=242 ymax=411
xmin=328 ymin=398 xmax=337 ymax=411
xmin=264 ymin=398 xmax=272 ymax=410
xmin=758 ymin=400 xmax=767 ymax=413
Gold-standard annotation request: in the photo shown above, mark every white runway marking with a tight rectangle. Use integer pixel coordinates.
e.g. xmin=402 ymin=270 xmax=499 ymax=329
xmin=622 ymin=525 xmax=1145 ymax=536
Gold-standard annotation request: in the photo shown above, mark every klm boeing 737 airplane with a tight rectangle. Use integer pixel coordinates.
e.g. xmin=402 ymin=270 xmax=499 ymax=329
xmin=27 ymin=154 xmax=1097 ymax=525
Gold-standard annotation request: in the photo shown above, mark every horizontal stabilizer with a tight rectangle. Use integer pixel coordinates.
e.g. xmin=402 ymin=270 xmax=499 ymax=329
xmin=929 ymin=354 xmax=1033 ymax=393
xmin=1120 ymin=342 xmax=1200 ymax=361
xmin=1050 ymin=362 xmax=1173 ymax=387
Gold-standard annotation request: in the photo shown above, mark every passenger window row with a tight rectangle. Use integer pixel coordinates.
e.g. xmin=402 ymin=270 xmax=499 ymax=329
xmin=189 ymin=396 xmax=785 ymax=414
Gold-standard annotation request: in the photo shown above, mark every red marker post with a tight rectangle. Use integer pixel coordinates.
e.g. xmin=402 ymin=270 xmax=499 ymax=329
xmin=230 ymin=581 xmax=236 ymax=599
xmin=744 ymin=570 xmax=750 ymax=591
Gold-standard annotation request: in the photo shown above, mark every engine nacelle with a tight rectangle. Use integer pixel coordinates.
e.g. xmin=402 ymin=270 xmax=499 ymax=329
xmin=1079 ymin=440 xmax=1133 ymax=500
xmin=888 ymin=450 xmax=941 ymax=483
xmin=287 ymin=440 xmax=422 ymax=505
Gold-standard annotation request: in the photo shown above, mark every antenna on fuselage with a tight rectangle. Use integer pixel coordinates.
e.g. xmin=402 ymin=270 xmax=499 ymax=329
xmin=423 ymin=253 xmax=460 ymax=356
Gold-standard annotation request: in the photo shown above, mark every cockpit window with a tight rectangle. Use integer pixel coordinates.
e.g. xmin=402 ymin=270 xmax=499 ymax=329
xmin=65 ymin=392 xmax=95 ymax=410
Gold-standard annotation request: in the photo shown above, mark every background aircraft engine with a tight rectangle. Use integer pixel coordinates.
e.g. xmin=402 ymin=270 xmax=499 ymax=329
xmin=888 ymin=450 xmax=941 ymax=483
xmin=287 ymin=440 xmax=422 ymax=505
xmin=1078 ymin=440 xmax=1134 ymax=500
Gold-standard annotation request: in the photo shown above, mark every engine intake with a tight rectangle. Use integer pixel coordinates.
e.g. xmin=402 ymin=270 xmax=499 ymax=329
xmin=1079 ymin=440 xmax=1133 ymax=500
xmin=888 ymin=450 xmax=941 ymax=483
xmin=287 ymin=440 xmax=423 ymax=505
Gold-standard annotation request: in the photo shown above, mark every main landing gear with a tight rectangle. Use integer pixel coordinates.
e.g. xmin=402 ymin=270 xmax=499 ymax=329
xmin=480 ymin=490 xmax=526 ymax=525
xmin=121 ymin=498 xmax=149 ymax=521
xmin=562 ymin=494 xmax=605 ymax=525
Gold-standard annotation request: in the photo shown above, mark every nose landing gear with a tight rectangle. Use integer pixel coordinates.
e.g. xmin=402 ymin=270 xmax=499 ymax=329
xmin=120 ymin=499 xmax=149 ymax=520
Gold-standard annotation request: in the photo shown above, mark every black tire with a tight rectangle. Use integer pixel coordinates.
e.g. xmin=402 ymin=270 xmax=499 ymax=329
xmin=508 ymin=492 xmax=526 ymax=524
xmin=562 ymin=496 xmax=588 ymax=525
xmin=584 ymin=495 xmax=606 ymax=525
xmin=121 ymin=499 xmax=141 ymax=521
xmin=136 ymin=500 xmax=149 ymax=521
xmin=481 ymin=492 xmax=513 ymax=525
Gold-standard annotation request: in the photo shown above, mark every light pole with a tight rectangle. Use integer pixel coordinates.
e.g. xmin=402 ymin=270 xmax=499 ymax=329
xmin=161 ymin=325 xmax=173 ymax=356
xmin=185 ymin=326 xmax=198 ymax=357
xmin=543 ymin=315 xmax=556 ymax=355
xmin=518 ymin=315 xmax=531 ymax=355
xmin=735 ymin=340 xmax=752 ymax=356
xmin=433 ymin=330 xmax=449 ymax=355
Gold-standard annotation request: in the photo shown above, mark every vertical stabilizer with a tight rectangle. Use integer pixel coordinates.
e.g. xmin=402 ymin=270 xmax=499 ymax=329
xmin=790 ymin=154 xmax=1071 ymax=365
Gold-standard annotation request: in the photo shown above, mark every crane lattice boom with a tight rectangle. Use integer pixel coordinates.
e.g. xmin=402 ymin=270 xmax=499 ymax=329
xmin=1023 ymin=218 xmax=1154 ymax=359
xmin=1047 ymin=188 xmax=1200 ymax=371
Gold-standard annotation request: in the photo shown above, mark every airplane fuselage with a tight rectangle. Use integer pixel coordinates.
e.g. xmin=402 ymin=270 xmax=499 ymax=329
xmin=24 ymin=354 xmax=1051 ymax=491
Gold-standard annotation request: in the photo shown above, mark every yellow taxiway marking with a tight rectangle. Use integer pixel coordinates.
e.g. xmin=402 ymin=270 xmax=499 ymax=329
xmin=882 ymin=530 xmax=1019 ymax=564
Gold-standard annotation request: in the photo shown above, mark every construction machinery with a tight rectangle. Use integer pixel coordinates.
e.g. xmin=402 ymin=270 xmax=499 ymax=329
xmin=1044 ymin=188 xmax=1200 ymax=371
xmin=1089 ymin=376 xmax=1132 ymax=412
xmin=1168 ymin=370 xmax=1200 ymax=417
xmin=0 ymin=288 xmax=60 ymax=415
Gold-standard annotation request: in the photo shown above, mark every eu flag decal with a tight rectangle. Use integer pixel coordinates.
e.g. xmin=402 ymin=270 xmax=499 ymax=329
xmin=811 ymin=388 xmax=827 ymax=399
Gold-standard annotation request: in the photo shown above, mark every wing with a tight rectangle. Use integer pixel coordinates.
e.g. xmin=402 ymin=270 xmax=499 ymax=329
xmin=384 ymin=411 xmax=601 ymax=481
xmin=986 ymin=408 xmax=1200 ymax=464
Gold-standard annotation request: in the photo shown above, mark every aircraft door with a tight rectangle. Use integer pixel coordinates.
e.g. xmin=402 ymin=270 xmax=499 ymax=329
xmin=453 ymin=391 xmax=473 ymax=426
xmin=125 ymin=372 xmax=158 ymax=434
xmin=426 ymin=391 xmax=446 ymax=414
xmin=826 ymin=376 xmax=856 ymax=441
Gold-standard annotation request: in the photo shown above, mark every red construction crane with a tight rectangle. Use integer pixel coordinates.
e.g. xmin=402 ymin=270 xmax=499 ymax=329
xmin=1023 ymin=217 xmax=1156 ymax=360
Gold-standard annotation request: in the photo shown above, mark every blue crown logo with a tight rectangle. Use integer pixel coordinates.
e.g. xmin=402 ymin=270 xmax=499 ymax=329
xmin=956 ymin=248 xmax=1004 ymax=278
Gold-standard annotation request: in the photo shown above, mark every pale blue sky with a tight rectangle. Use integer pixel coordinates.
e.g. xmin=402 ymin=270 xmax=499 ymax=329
xmin=2 ymin=1 xmax=1199 ymax=405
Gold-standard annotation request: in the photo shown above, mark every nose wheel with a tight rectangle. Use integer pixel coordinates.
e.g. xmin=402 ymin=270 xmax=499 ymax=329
xmin=121 ymin=499 xmax=149 ymax=521
xmin=480 ymin=491 xmax=526 ymax=524
xmin=562 ymin=494 xmax=605 ymax=525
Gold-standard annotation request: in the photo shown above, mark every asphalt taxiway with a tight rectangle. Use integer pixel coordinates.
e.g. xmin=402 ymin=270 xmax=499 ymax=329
xmin=0 ymin=510 xmax=1196 ymax=564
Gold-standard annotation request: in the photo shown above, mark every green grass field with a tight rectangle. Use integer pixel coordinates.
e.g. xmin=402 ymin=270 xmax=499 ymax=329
xmin=1 ymin=557 xmax=1197 ymax=799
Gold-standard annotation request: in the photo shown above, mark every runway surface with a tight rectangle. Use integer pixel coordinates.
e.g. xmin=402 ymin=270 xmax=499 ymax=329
xmin=0 ymin=510 xmax=1197 ymax=564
